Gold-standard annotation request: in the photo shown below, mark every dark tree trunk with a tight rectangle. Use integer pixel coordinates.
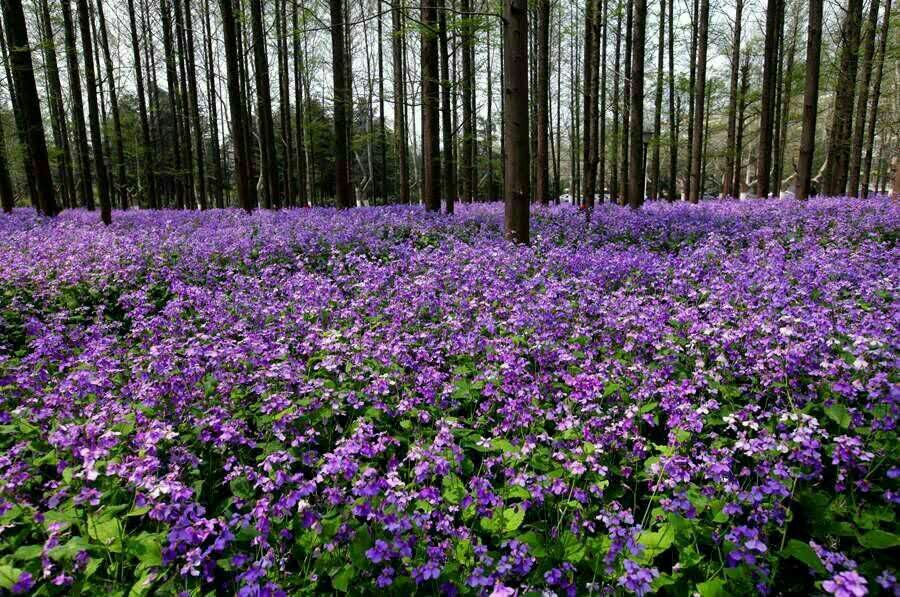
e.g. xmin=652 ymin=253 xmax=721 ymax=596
xmin=0 ymin=110 xmax=12 ymax=212
xmin=460 ymin=0 xmax=475 ymax=203
xmin=250 ymin=0 xmax=278 ymax=208
xmin=330 ymin=0 xmax=352 ymax=208
xmin=293 ymin=0 xmax=309 ymax=206
xmin=377 ymin=3 xmax=386 ymax=203
xmin=3 ymin=0 xmax=57 ymax=215
xmin=861 ymin=0 xmax=891 ymax=198
xmin=38 ymin=0 xmax=76 ymax=209
xmin=847 ymin=0 xmax=880 ymax=197
xmin=688 ymin=0 xmax=708 ymax=203
xmin=503 ymin=0 xmax=529 ymax=242
xmin=421 ymin=0 xmax=441 ymax=211
xmin=722 ymin=0 xmax=742 ymax=197
xmin=823 ymin=0 xmax=862 ymax=195
xmin=95 ymin=0 xmax=127 ymax=208
xmin=77 ymin=0 xmax=110 ymax=222
xmin=610 ymin=1 xmax=621 ymax=203
xmin=618 ymin=0 xmax=632 ymax=204
xmin=220 ymin=0 xmax=255 ymax=211
xmin=438 ymin=0 xmax=456 ymax=213
xmin=648 ymin=0 xmax=663 ymax=200
xmin=202 ymin=0 xmax=224 ymax=208
xmin=795 ymin=0 xmax=823 ymax=201
xmin=160 ymin=0 xmax=185 ymax=208
xmin=684 ymin=0 xmax=698 ymax=200
xmin=627 ymin=0 xmax=646 ymax=208
xmin=535 ymin=0 xmax=550 ymax=205
xmin=756 ymin=0 xmax=781 ymax=198
xmin=733 ymin=57 xmax=750 ymax=197
xmin=774 ymin=8 xmax=798 ymax=193
xmin=276 ymin=0 xmax=293 ymax=206
xmin=126 ymin=0 xmax=156 ymax=207
xmin=598 ymin=0 xmax=607 ymax=201
xmin=666 ymin=0 xmax=676 ymax=199
xmin=581 ymin=0 xmax=596 ymax=208
xmin=391 ymin=0 xmax=409 ymax=203
xmin=60 ymin=0 xmax=93 ymax=209
xmin=0 ymin=18 xmax=38 ymax=205
xmin=180 ymin=0 xmax=207 ymax=208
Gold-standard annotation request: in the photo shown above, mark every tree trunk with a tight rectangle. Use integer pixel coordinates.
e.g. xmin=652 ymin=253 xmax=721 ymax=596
xmin=202 ymin=0 xmax=224 ymax=207
xmin=609 ymin=1 xmax=621 ymax=203
xmin=250 ymin=0 xmax=278 ymax=208
xmin=180 ymin=0 xmax=207 ymax=208
xmin=421 ymin=0 xmax=442 ymax=211
xmin=220 ymin=0 xmax=255 ymax=211
xmin=503 ymin=0 xmax=529 ymax=242
xmin=722 ymin=0 xmax=742 ymax=197
xmin=648 ymin=0 xmax=663 ymax=200
xmin=330 ymin=0 xmax=352 ymax=208
xmin=755 ymin=0 xmax=781 ymax=198
xmin=95 ymin=0 xmax=127 ymax=208
xmin=292 ymin=0 xmax=309 ymax=206
xmin=861 ymin=0 xmax=891 ymax=198
xmin=438 ymin=0 xmax=456 ymax=213
xmin=535 ymin=0 xmax=550 ymax=204
xmin=847 ymin=0 xmax=880 ymax=197
xmin=0 ymin=108 xmax=12 ymax=212
xmin=581 ymin=0 xmax=596 ymax=208
xmin=275 ymin=0 xmax=293 ymax=206
xmin=160 ymin=0 xmax=185 ymax=208
xmin=774 ymin=5 xmax=798 ymax=193
xmin=460 ymin=0 xmax=475 ymax=203
xmin=377 ymin=2 xmax=386 ymax=203
xmin=666 ymin=0 xmax=675 ymax=199
xmin=38 ymin=0 xmax=76 ymax=208
xmin=688 ymin=0 xmax=708 ymax=203
xmin=795 ymin=0 xmax=823 ymax=200
xmin=126 ymin=0 xmax=156 ymax=207
xmin=597 ymin=0 xmax=607 ymax=201
xmin=618 ymin=0 xmax=632 ymax=204
xmin=59 ymin=0 xmax=93 ymax=209
xmin=823 ymin=0 xmax=863 ymax=195
xmin=77 ymin=0 xmax=110 ymax=222
xmin=684 ymin=0 xmax=698 ymax=200
xmin=627 ymin=0 xmax=646 ymax=208
xmin=733 ymin=56 xmax=750 ymax=197
xmin=391 ymin=0 xmax=409 ymax=203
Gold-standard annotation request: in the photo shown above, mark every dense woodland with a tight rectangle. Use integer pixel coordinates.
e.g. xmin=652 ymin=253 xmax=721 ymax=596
xmin=0 ymin=0 xmax=897 ymax=238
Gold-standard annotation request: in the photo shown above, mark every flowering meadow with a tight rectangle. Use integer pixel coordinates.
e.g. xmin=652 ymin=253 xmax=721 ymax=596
xmin=0 ymin=198 xmax=897 ymax=596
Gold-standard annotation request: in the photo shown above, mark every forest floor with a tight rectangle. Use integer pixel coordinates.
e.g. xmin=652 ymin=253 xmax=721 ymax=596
xmin=0 ymin=198 xmax=897 ymax=595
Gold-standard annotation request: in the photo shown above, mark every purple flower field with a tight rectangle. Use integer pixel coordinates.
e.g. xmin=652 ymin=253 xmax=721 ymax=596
xmin=0 ymin=198 xmax=897 ymax=596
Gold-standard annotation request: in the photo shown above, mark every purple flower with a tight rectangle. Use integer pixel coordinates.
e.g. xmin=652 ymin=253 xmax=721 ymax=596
xmin=823 ymin=571 xmax=868 ymax=597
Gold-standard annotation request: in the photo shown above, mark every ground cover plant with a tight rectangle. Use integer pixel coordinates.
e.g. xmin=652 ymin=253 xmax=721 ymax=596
xmin=0 ymin=198 xmax=897 ymax=596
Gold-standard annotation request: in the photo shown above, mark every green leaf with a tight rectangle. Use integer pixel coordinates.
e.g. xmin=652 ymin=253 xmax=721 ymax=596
xmin=126 ymin=532 xmax=162 ymax=567
xmin=11 ymin=545 xmax=43 ymax=561
xmin=560 ymin=531 xmax=585 ymax=563
xmin=781 ymin=540 xmax=826 ymax=575
xmin=87 ymin=514 xmax=123 ymax=552
xmin=0 ymin=565 xmax=23 ymax=590
xmin=858 ymin=530 xmax=900 ymax=549
xmin=697 ymin=577 xmax=727 ymax=597
xmin=442 ymin=475 xmax=467 ymax=504
xmin=48 ymin=536 xmax=93 ymax=561
xmin=128 ymin=573 xmax=156 ymax=597
xmin=825 ymin=404 xmax=851 ymax=428
xmin=638 ymin=524 xmax=674 ymax=562
xmin=516 ymin=531 xmax=547 ymax=557
xmin=332 ymin=564 xmax=355 ymax=593
xmin=501 ymin=505 xmax=525 ymax=533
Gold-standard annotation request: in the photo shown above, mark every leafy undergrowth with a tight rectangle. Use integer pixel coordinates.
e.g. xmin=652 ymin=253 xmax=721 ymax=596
xmin=0 ymin=198 xmax=897 ymax=596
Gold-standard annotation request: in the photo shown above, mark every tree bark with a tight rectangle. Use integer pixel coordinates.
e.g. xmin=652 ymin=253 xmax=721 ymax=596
xmin=795 ymin=0 xmax=823 ymax=201
xmin=95 ymin=0 xmax=127 ymax=208
xmin=648 ymin=0 xmax=663 ymax=200
xmin=220 ymin=0 xmax=255 ymax=211
xmin=421 ymin=0 xmax=442 ymax=211
xmin=666 ymin=0 xmax=675 ymax=199
xmin=202 ymin=0 xmax=224 ymax=207
xmin=627 ymin=0 xmax=646 ymax=208
xmin=618 ymin=0 xmax=632 ymax=204
xmin=722 ymin=0 xmax=742 ymax=197
xmin=861 ymin=0 xmax=891 ymax=198
xmin=535 ymin=0 xmax=550 ymax=204
xmin=77 ymin=0 xmax=110 ymax=222
xmin=847 ymin=0 xmax=880 ymax=197
xmin=180 ymin=0 xmax=207 ymax=208
xmin=823 ymin=0 xmax=863 ymax=195
xmin=59 ymin=0 xmax=94 ymax=209
xmin=250 ymin=0 xmax=279 ymax=208
xmin=503 ymin=0 xmax=529 ymax=242
xmin=756 ymin=0 xmax=782 ymax=198
xmin=330 ymin=0 xmax=353 ymax=208
xmin=438 ymin=0 xmax=456 ymax=213
xmin=391 ymin=0 xmax=409 ymax=203
xmin=126 ymin=0 xmax=156 ymax=207
xmin=773 ymin=5 xmax=798 ymax=193
xmin=684 ymin=0 xmax=698 ymax=200
xmin=581 ymin=0 xmax=596 ymax=208
xmin=688 ymin=0 xmax=708 ymax=203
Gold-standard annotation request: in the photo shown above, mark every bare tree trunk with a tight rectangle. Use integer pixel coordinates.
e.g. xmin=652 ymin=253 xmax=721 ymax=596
xmin=95 ymin=0 xmax=127 ymax=208
xmin=181 ymin=0 xmax=207 ymax=208
xmin=861 ymin=0 xmax=891 ymax=198
xmin=77 ymin=0 xmax=110 ymax=222
xmin=438 ymin=0 xmax=456 ymax=212
xmin=330 ymin=0 xmax=352 ymax=208
xmin=2 ymin=0 xmax=57 ymax=214
xmin=688 ymin=0 xmax=708 ymax=203
xmin=648 ymin=0 xmax=663 ymax=200
xmin=250 ymin=0 xmax=279 ymax=208
xmin=276 ymin=0 xmax=293 ymax=206
xmin=823 ymin=0 xmax=863 ymax=195
xmin=848 ymin=0 xmax=880 ymax=196
xmin=126 ymin=0 xmax=156 ymax=207
xmin=774 ymin=5 xmax=798 ymax=194
xmin=597 ymin=0 xmax=607 ymax=201
xmin=220 ymin=0 xmax=255 ymax=211
xmin=667 ymin=0 xmax=675 ymax=199
xmin=610 ymin=1 xmax=621 ymax=203
xmin=795 ymin=0 xmax=823 ymax=200
xmin=0 ymin=110 xmax=12 ymax=212
xmin=59 ymin=0 xmax=93 ymax=209
xmin=38 ymin=0 xmax=76 ymax=208
xmin=627 ymin=0 xmax=646 ymax=208
xmin=421 ymin=0 xmax=442 ymax=210
xmin=618 ymin=0 xmax=632 ymax=204
xmin=684 ymin=0 xmax=698 ymax=200
xmin=722 ymin=0 xmax=742 ymax=197
xmin=581 ymin=0 xmax=596 ymax=208
xmin=535 ymin=0 xmax=550 ymax=205
xmin=202 ymin=0 xmax=224 ymax=207
xmin=0 ymin=15 xmax=39 ymax=205
xmin=756 ymin=0 xmax=782 ymax=198
xmin=460 ymin=0 xmax=475 ymax=203
xmin=292 ymin=0 xmax=309 ymax=206
xmin=391 ymin=0 xmax=409 ymax=203
xmin=377 ymin=2 xmax=386 ymax=203
xmin=503 ymin=0 xmax=529 ymax=242
xmin=734 ymin=57 xmax=750 ymax=196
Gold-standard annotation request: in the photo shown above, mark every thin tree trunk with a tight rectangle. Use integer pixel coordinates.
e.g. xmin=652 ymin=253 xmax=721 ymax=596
xmin=503 ymin=0 xmax=528 ymax=242
xmin=688 ymin=0 xmax=707 ymax=203
xmin=535 ymin=0 xmax=550 ymax=204
xmin=648 ymin=0 xmax=663 ymax=200
xmin=202 ymin=0 xmax=224 ymax=207
xmin=421 ymin=0 xmax=442 ymax=210
xmin=722 ymin=0 xmax=742 ymax=197
xmin=293 ymin=0 xmax=309 ymax=206
xmin=597 ymin=0 xmax=606 ymax=201
xmin=77 ymin=0 xmax=110 ymax=222
xmin=160 ymin=0 xmax=185 ymax=207
xmin=220 ymin=0 xmax=255 ymax=211
xmin=733 ymin=56 xmax=750 ymax=196
xmin=377 ymin=2 xmax=386 ymax=203
xmin=391 ymin=0 xmax=409 ymax=203
xmin=250 ymin=0 xmax=278 ymax=208
xmin=610 ymin=1 xmax=621 ymax=203
xmin=823 ymin=0 xmax=863 ymax=195
xmin=460 ymin=0 xmax=475 ymax=203
xmin=0 ymin=108 xmax=13 ymax=211
xmin=774 ymin=6 xmax=798 ymax=194
xmin=330 ymin=0 xmax=352 ymax=208
xmin=666 ymin=0 xmax=675 ymax=199
xmin=848 ymin=0 xmax=880 ymax=197
xmin=60 ymin=0 xmax=93 ymax=209
xmin=684 ymin=0 xmax=698 ymax=200
xmin=438 ymin=0 xmax=456 ymax=212
xmin=581 ymin=0 xmax=595 ymax=208
xmin=180 ymin=0 xmax=207 ymax=208
xmin=627 ymin=0 xmax=646 ymax=208
xmin=618 ymin=0 xmax=632 ymax=204
xmin=861 ymin=0 xmax=891 ymax=198
xmin=126 ymin=0 xmax=156 ymax=207
xmin=95 ymin=0 xmax=126 ymax=208
xmin=755 ymin=0 xmax=781 ymax=198
xmin=795 ymin=0 xmax=823 ymax=200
